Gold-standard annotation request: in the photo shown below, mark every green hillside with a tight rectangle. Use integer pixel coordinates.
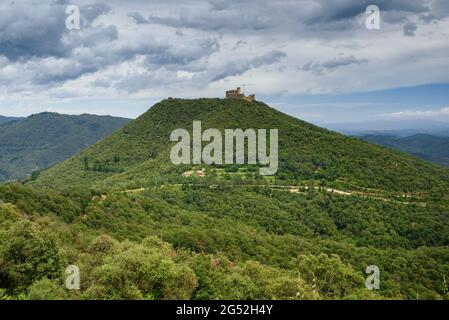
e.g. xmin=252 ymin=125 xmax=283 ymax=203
xmin=0 ymin=116 xmax=22 ymax=125
xmin=362 ymin=134 xmax=449 ymax=168
xmin=2 ymin=98 xmax=449 ymax=300
xmin=34 ymin=99 xmax=449 ymax=195
xmin=2 ymin=173 xmax=449 ymax=299
xmin=0 ymin=112 xmax=131 ymax=181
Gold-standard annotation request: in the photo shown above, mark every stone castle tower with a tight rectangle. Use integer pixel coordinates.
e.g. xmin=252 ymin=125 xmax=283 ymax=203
xmin=225 ymin=87 xmax=255 ymax=102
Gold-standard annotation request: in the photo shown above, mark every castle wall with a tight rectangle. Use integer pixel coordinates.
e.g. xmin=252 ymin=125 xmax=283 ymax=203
xmin=225 ymin=88 xmax=255 ymax=101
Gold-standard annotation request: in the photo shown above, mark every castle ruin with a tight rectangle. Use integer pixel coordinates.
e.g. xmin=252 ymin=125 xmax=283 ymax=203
xmin=225 ymin=87 xmax=255 ymax=102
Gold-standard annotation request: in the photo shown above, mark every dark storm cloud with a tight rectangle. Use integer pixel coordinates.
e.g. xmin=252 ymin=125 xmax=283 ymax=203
xmin=30 ymin=32 xmax=214 ymax=85
xmin=403 ymin=22 xmax=418 ymax=37
xmin=0 ymin=2 xmax=67 ymax=60
xmin=114 ymin=50 xmax=287 ymax=93
xmin=301 ymin=55 xmax=368 ymax=76
xmin=0 ymin=1 xmax=111 ymax=61
xmin=128 ymin=12 xmax=150 ymax=24
xmin=208 ymin=50 xmax=286 ymax=82
xmin=0 ymin=0 xmax=448 ymax=96
xmin=143 ymin=0 xmax=440 ymax=34
xmin=147 ymin=10 xmax=274 ymax=33
xmin=80 ymin=2 xmax=111 ymax=22
xmin=144 ymin=38 xmax=219 ymax=69
xmin=0 ymin=1 xmax=223 ymax=88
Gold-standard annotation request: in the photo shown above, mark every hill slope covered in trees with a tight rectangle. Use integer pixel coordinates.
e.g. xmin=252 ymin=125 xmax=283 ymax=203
xmin=0 ymin=116 xmax=22 ymax=125
xmin=34 ymin=99 xmax=449 ymax=196
xmin=1 ymin=99 xmax=448 ymax=300
xmin=0 ymin=112 xmax=131 ymax=181
xmin=361 ymin=134 xmax=449 ymax=168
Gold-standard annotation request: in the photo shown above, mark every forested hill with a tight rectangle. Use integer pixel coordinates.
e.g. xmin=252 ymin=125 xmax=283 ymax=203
xmin=2 ymin=98 xmax=449 ymax=300
xmin=33 ymin=98 xmax=449 ymax=195
xmin=0 ymin=112 xmax=131 ymax=181
xmin=0 ymin=115 xmax=22 ymax=125
xmin=361 ymin=134 xmax=449 ymax=168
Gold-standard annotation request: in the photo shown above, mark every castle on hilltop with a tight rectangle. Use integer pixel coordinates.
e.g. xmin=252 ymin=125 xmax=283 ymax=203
xmin=225 ymin=87 xmax=255 ymax=102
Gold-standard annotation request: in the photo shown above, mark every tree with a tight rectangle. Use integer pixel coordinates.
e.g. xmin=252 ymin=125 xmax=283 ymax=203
xmin=85 ymin=239 xmax=197 ymax=300
xmin=27 ymin=278 xmax=68 ymax=300
xmin=0 ymin=222 xmax=63 ymax=293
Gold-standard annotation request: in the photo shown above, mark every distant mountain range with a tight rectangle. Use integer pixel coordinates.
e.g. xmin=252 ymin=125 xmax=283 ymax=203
xmin=0 ymin=115 xmax=23 ymax=125
xmin=360 ymin=134 xmax=449 ymax=168
xmin=325 ymin=119 xmax=449 ymax=137
xmin=33 ymin=98 xmax=449 ymax=194
xmin=0 ymin=112 xmax=131 ymax=181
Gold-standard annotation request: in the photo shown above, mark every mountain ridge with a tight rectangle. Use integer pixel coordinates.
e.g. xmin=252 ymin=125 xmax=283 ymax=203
xmin=0 ymin=112 xmax=131 ymax=181
xmin=33 ymin=98 xmax=449 ymax=195
xmin=0 ymin=115 xmax=23 ymax=125
xmin=361 ymin=133 xmax=449 ymax=168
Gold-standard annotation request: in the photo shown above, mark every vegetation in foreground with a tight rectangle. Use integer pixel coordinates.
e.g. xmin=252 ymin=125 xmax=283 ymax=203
xmin=1 ymin=181 xmax=448 ymax=300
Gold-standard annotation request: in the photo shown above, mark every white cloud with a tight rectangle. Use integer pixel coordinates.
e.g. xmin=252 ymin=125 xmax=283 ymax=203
xmin=390 ymin=107 xmax=449 ymax=118
xmin=441 ymin=107 xmax=449 ymax=115
xmin=0 ymin=0 xmax=448 ymax=117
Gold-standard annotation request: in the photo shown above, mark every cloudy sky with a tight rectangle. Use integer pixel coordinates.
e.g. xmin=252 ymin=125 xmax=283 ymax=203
xmin=0 ymin=0 xmax=449 ymax=125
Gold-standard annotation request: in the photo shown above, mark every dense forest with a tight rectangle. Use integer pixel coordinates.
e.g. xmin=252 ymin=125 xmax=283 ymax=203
xmin=0 ymin=112 xmax=130 ymax=181
xmin=361 ymin=134 xmax=449 ymax=168
xmin=1 ymin=99 xmax=449 ymax=300
xmin=1 ymin=182 xmax=448 ymax=299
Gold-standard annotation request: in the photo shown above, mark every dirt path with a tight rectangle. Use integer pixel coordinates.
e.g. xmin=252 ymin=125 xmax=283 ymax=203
xmin=117 ymin=183 xmax=428 ymax=207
